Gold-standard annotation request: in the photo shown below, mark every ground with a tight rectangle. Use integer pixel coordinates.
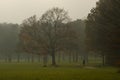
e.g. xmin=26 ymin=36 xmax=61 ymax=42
xmin=0 ymin=63 xmax=119 ymax=80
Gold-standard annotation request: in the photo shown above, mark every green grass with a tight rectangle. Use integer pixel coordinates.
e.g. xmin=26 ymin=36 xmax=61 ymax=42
xmin=0 ymin=63 xmax=119 ymax=80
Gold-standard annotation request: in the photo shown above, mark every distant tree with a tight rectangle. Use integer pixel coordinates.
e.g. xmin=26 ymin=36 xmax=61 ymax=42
xmin=86 ymin=0 xmax=120 ymax=66
xmin=19 ymin=15 xmax=40 ymax=63
xmin=0 ymin=23 xmax=19 ymax=62
xmin=66 ymin=20 xmax=86 ymax=63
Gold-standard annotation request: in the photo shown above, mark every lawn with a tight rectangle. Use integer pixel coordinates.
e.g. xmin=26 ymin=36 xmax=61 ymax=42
xmin=0 ymin=63 xmax=119 ymax=80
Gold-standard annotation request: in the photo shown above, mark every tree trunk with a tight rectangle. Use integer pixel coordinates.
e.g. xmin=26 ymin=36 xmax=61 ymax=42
xmin=31 ymin=53 xmax=34 ymax=63
xmin=102 ymin=54 xmax=105 ymax=66
xmin=8 ymin=56 xmax=12 ymax=63
xmin=5 ymin=57 xmax=7 ymax=63
xmin=38 ymin=55 xmax=41 ymax=62
xmin=75 ymin=52 xmax=79 ymax=63
xmin=6 ymin=54 xmax=12 ymax=63
xmin=57 ymin=52 xmax=61 ymax=63
xmin=83 ymin=52 xmax=88 ymax=65
xmin=17 ymin=54 xmax=20 ymax=63
xmin=43 ymin=55 xmax=48 ymax=67
xmin=27 ymin=56 xmax=30 ymax=63
xmin=73 ymin=52 xmax=76 ymax=62
xmin=62 ymin=53 xmax=65 ymax=61
xmin=51 ymin=50 xmax=56 ymax=66
xmin=69 ymin=51 xmax=72 ymax=63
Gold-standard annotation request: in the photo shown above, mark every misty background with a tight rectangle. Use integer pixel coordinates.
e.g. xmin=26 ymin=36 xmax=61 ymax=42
xmin=0 ymin=0 xmax=99 ymax=64
xmin=0 ymin=0 xmax=120 ymax=80
xmin=0 ymin=0 xmax=98 ymax=23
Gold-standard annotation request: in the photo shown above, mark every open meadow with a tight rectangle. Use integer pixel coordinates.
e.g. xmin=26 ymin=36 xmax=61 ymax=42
xmin=0 ymin=63 xmax=119 ymax=80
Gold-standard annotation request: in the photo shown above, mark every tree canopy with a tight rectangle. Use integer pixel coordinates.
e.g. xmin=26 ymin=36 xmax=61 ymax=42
xmin=86 ymin=0 xmax=120 ymax=65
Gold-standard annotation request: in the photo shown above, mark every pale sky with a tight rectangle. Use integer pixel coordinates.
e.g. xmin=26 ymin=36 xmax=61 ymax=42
xmin=0 ymin=0 xmax=98 ymax=24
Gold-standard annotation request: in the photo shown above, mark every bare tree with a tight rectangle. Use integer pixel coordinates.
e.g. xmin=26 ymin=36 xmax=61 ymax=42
xmin=19 ymin=7 xmax=80 ymax=66
xmin=39 ymin=7 xmax=71 ymax=66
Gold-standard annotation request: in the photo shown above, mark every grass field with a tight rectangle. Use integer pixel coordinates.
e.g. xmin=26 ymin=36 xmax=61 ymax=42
xmin=0 ymin=63 xmax=119 ymax=80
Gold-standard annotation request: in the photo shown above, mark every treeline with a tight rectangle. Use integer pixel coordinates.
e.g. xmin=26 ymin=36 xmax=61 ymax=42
xmin=0 ymin=0 xmax=119 ymax=66
xmin=0 ymin=8 xmax=88 ymax=66
xmin=19 ymin=7 xmax=87 ymax=66
xmin=0 ymin=23 xmax=19 ymax=62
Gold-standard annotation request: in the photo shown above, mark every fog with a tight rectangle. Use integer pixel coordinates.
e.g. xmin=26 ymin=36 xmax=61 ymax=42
xmin=0 ymin=1 xmax=119 ymax=79
xmin=0 ymin=0 xmax=98 ymax=24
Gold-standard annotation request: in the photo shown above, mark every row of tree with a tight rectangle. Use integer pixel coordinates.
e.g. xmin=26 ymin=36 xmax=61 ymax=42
xmin=0 ymin=8 xmax=87 ymax=66
xmin=1 ymin=0 xmax=119 ymax=66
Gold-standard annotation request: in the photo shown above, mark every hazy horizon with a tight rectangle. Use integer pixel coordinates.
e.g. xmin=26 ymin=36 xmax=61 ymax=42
xmin=0 ymin=0 xmax=98 ymax=24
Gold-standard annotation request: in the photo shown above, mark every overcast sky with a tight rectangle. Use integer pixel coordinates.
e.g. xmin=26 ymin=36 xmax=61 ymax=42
xmin=0 ymin=0 xmax=98 ymax=24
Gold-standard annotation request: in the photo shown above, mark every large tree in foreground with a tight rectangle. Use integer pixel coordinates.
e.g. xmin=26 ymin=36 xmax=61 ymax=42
xmin=39 ymin=7 xmax=71 ymax=66
xmin=19 ymin=7 xmax=79 ymax=66
xmin=86 ymin=0 xmax=120 ymax=66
